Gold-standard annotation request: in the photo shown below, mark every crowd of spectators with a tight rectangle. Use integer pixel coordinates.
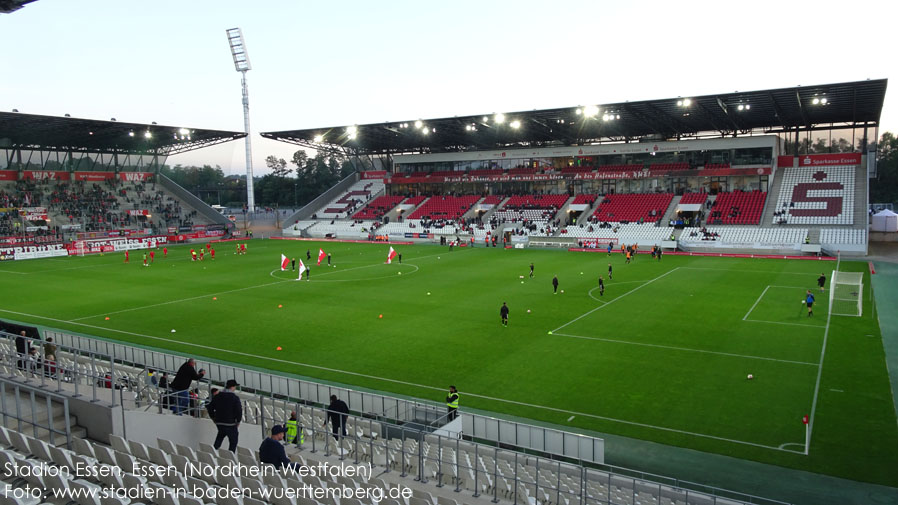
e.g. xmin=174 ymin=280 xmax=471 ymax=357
xmin=0 ymin=178 xmax=203 ymax=236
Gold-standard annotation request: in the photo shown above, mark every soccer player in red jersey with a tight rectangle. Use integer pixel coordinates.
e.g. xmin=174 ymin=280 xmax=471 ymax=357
xmin=150 ymin=251 xmax=155 ymax=263
xmin=163 ymin=247 xmax=168 ymax=257
xmin=210 ymin=247 xmax=215 ymax=260
xmin=124 ymin=251 xmax=129 ymax=263
xmin=241 ymin=243 xmax=246 ymax=254
xmin=199 ymin=249 xmax=205 ymax=261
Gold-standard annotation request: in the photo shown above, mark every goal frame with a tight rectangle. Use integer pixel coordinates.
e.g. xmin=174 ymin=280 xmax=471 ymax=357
xmin=829 ymin=267 xmax=863 ymax=317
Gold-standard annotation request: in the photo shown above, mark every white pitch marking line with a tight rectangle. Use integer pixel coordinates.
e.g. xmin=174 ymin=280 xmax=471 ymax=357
xmin=0 ymin=270 xmax=27 ymax=275
xmin=552 ymin=332 xmax=819 ymax=366
xmin=743 ymin=285 xmax=770 ymax=321
xmin=743 ymin=319 xmax=824 ymax=329
xmin=552 ymin=267 xmax=680 ymax=333
xmin=806 ymin=288 xmax=835 ymax=455
xmin=0 ymin=306 xmax=795 ymax=454
xmin=768 ymin=285 xmax=816 ymax=289
xmin=567 ymin=416 xmax=575 ymax=422
xmin=829 ymin=389 xmax=844 ymax=393
xmin=586 ymin=287 xmax=608 ymax=303
xmin=679 ymin=267 xmax=824 ymax=276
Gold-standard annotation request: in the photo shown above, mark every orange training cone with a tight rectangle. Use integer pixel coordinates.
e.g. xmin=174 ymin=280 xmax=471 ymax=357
xmin=378 ymin=314 xmax=383 ymax=319
xmin=105 ymin=317 xmax=110 ymax=320
xmin=278 ymin=304 xmax=283 ymax=308
xmin=276 ymin=346 xmax=283 ymax=351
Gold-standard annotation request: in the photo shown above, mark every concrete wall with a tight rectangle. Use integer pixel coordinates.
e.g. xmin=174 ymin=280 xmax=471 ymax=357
xmin=122 ymin=410 xmax=264 ymax=451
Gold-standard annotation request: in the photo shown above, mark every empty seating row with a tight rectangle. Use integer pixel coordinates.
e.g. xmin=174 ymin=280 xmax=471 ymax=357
xmin=820 ymin=228 xmax=866 ymax=245
xmin=316 ymin=180 xmax=384 ymax=218
xmin=678 ymin=193 xmax=708 ymax=205
xmin=571 ymin=194 xmax=598 ymax=206
xmin=679 ymin=226 xmax=808 ymax=246
xmin=708 ymin=191 xmax=766 ymax=225
xmin=649 ymin=162 xmax=690 ymax=171
xmin=771 ymin=166 xmax=855 ymax=225
xmin=352 ymin=196 xmax=405 ymax=220
xmin=408 ymin=196 xmax=480 ymax=221
xmin=591 ymin=193 xmax=673 ymax=223
xmin=565 ymin=223 xmax=673 ymax=244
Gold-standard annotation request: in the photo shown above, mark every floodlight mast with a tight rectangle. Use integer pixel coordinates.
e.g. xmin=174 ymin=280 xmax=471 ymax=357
xmin=226 ymin=27 xmax=255 ymax=214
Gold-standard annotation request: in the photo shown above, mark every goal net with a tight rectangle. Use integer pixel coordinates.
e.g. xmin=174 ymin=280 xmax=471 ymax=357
xmin=829 ymin=270 xmax=863 ymax=317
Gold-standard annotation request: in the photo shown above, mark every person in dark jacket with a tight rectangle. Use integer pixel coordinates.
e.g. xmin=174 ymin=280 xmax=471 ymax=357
xmin=259 ymin=425 xmax=299 ymax=470
xmin=170 ymin=358 xmax=205 ymax=415
xmin=206 ymin=379 xmax=242 ymax=452
xmin=15 ymin=330 xmax=27 ymax=371
xmin=323 ymin=395 xmax=349 ymax=440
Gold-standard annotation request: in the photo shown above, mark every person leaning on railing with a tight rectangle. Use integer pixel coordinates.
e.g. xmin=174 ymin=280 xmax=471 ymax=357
xmin=170 ymin=358 xmax=205 ymax=415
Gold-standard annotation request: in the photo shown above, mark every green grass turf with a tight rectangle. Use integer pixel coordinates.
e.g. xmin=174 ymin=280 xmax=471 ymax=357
xmin=1 ymin=240 xmax=896 ymax=486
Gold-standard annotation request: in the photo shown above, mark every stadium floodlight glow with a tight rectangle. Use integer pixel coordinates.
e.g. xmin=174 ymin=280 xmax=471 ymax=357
xmin=226 ymin=27 xmax=256 ymax=213
xmin=616 ymin=114 xmax=621 ymax=119
xmin=677 ymin=98 xmax=692 ymax=107
xmin=820 ymin=97 xmax=828 ymax=105
xmin=575 ymin=108 xmax=582 ymax=115
xmin=128 ymin=131 xmax=135 ymax=137
xmin=313 ymin=134 xmax=324 ymax=143
xmin=414 ymin=120 xmax=423 ymax=128
xmin=144 ymin=131 xmax=152 ymax=139
xmin=482 ymin=116 xmax=489 ymax=122
xmin=509 ymin=120 xmax=521 ymax=129
xmin=812 ymin=97 xmax=820 ymax=105
xmin=179 ymin=128 xmax=190 ymax=135
xmin=494 ymin=113 xmax=506 ymax=124
xmin=347 ymin=125 xmax=358 ymax=140
xmin=583 ymin=105 xmax=599 ymax=118
xmin=421 ymin=128 xmax=429 ymax=135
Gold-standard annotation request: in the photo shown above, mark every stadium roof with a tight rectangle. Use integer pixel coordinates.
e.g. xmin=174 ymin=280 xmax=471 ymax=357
xmin=0 ymin=111 xmax=247 ymax=155
xmin=262 ymin=79 xmax=887 ymax=155
xmin=0 ymin=0 xmax=37 ymax=13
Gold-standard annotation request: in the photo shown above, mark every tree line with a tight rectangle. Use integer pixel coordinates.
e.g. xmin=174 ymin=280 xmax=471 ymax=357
xmin=159 ymin=151 xmax=353 ymax=209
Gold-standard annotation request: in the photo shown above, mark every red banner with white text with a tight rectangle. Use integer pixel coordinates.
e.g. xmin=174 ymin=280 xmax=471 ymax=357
xmin=67 ymin=235 xmax=168 ymax=255
xmin=118 ymin=172 xmax=154 ymax=182
xmin=74 ymin=172 xmax=116 ymax=181
xmin=797 ymin=153 xmax=862 ymax=166
xmin=23 ymin=171 xmax=70 ymax=181
xmin=0 ymin=171 xmax=17 ymax=181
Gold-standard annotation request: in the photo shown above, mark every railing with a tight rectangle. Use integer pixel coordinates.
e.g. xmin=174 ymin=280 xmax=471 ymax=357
xmin=40 ymin=327 xmax=605 ymax=464
xmin=0 ymin=331 xmax=123 ymax=406
xmin=0 ymin=377 xmax=72 ymax=449
xmin=157 ymin=173 xmax=230 ymax=226
xmin=283 ymin=170 xmax=360 ymax=226
xmin=255 ymin=397 xmax=790 ymax=505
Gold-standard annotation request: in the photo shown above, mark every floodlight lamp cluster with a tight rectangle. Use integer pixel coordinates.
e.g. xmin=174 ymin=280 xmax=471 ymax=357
xmin=676 ymin=98 xmax=693 ymax=107
xmin=811 ymin=93 xmax=829 ymax=105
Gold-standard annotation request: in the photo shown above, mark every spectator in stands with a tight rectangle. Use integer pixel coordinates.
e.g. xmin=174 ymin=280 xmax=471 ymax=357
xmin=286 ymin=411 xmax=303 ymax=446
xmin=43 ymin=337 xmax=57 ymax=376
xmin=206 ymin=379 xmax=242 ymax=452
xmin=170 ymin=358 xmax=205 ymax=415
xmin=259 ymin=425 xmax=301 ymax=470
xmin=324 ymin=395 xmax=349 ymax=440
xmin=446 ymin=386 xmax=459 ymax=421
xmin=15 ymin=331 xmax=27 ymax=371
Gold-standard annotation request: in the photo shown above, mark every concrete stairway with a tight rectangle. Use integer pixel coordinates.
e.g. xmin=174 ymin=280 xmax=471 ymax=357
xmin=659 ymin=195 xmax=682 ymax=226
xmin=759 ymin=169 xmax=785 ymax=226
xmin=0 ymin=384 xmax=88 ymax=443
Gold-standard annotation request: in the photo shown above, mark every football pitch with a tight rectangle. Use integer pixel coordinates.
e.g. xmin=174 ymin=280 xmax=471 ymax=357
xmin=1 ymin=239 xmax=896 ymax=485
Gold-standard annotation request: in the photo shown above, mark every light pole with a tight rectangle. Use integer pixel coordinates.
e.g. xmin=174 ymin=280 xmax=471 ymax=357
xmin=225 ymin=28 xmax=255 ymax=215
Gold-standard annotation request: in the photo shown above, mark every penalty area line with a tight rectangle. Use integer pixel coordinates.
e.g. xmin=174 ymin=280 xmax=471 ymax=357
xmin=0 ymin=306 xmax=796 ymax=454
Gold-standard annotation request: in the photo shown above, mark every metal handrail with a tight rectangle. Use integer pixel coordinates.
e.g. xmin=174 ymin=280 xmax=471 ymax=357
xmin=254 ymin=396 xmax=791 ymax=505
xmin=0 ymin=377 xmax=72 ymax=449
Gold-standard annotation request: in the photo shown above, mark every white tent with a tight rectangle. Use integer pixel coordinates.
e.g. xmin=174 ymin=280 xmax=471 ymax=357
xmin=871 ymin=209 xmax=898 ymax=232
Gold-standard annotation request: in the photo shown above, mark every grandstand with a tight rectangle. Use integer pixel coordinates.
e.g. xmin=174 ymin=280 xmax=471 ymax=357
xmin=269 ymin=79 xmax=882 ymax=255
xmin=0 ymin=112 xmax=245 ymax=255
